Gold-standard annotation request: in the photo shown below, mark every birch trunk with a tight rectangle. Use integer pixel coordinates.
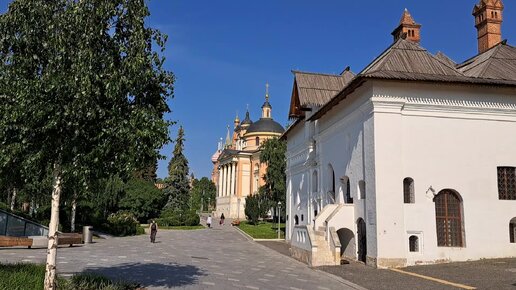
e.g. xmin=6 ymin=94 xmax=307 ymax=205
xmin=44 ymin=165 xmax=62 ymax=290
xmin=70 ymin=191 xmax=77 ymax=233
xmin=10 ymin=187 xmax=17 ymax=211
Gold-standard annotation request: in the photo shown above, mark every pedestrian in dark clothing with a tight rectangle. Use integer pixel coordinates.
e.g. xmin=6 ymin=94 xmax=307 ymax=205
xmin=220 ymin=213 xmax=225 ymax=226
xmin=149 ymin=220 xmax=158 ymax=243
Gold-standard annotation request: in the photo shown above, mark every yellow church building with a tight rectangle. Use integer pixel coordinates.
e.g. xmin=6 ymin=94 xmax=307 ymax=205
xmin=211 ymin=85 xmax=284 ymax=219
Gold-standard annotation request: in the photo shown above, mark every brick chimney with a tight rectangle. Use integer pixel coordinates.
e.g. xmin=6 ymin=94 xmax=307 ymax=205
xmin=473 ymin=0 xmax=504 ymax=54
xmin=392 ymin=9 xmax=421 ymax=43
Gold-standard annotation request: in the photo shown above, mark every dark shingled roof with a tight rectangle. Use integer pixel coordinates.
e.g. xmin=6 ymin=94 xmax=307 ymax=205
xmin=457 ymin=42 xmax=516 ymax=80
xmin=246 ymin=118 xmax=285 ymax=134
xmin=292 ymin=70 xmax=355 ymax=107
xmin=305 ymin=38 xmax=516 ymax=122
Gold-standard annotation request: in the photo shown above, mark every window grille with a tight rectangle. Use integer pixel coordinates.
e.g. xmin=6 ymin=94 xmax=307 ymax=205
xmin=435 ymin=190 xmax=463 ymax=247
xmin=498 ymin=167 xmax=516 ymax=200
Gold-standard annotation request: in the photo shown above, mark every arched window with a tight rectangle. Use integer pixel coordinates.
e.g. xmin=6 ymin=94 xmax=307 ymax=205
xmin=328 ymin=164 xmax=335 ymax=202
xmin=409 ymin=236 xmax=419 ymax=252
xmin=358 ymin=180 xmax=366 ymax=199
xmin=403 ymin=177 xmax=415 ymax=204
xmin=255 ymin=137 xmax=260 ymax=146
xmin=435 ymin=189 xmax=464 ymax=247
xmin=312 ymin=171 xmax=318 ymax=193
xmin=294 ymin=215 xmax=299 ymax=225
xmin=343 ymin=176 xmax=353 ymax=204
xmin=510 ymin=218 xmax=516 ymax=243
xmin=301 ymin=214 xmax=304 ymax=222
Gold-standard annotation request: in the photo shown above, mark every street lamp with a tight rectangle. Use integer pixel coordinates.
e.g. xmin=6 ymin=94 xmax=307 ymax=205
xmin=277 ymin=201 xmax=282 ymax=239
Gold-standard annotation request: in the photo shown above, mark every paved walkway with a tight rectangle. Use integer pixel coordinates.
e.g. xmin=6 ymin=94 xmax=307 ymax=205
xmin=0 ymin=224 xmax=357 ymax=290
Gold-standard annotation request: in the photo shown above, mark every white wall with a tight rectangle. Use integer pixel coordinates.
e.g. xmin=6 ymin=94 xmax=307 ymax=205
xmin=372 ymin=81 xmax=516 ymax=265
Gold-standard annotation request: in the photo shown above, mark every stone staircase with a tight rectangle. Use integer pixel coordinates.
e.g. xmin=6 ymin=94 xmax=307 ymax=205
xmin=311 ymin=225 xmax=339 ymax=266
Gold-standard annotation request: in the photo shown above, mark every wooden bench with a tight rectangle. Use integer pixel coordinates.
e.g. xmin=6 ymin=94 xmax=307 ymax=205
xmin=58 ymin=233 xmax=83 ymax=247
xmin=0 ymin=236 xmax=33 ymax=248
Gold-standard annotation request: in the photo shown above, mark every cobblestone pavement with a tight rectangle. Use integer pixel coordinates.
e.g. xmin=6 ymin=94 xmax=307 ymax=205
xmin=0 ymin=224 xmax=358 ymax=290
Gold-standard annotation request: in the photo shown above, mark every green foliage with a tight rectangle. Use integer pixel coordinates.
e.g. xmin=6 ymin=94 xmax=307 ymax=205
xmin=164 ymin=127 xmax=191 ymax=211
xmin=190 ymin=177 xmax=216 ymax=211
xmin=259 ymin=138 xmax=287 ymax=218
xmin=66 ymin=273 xmax=140 ymax=290
xmin=103 ymin=211 xmax=140 ymax=237
xmin=119 ymin=178 xmax=166 ymax=223
xmin=238 ymin=221 xmax=285 ymax=239
xmin=0 ymin=264 xmax=139 ymax=290
xmin=244 ymin=194 xmax=268 ymax=225
xmin=156 ymin=208 xmax=199 ymax=227
xmin=0 ymin=263 xmax=48 ymax=290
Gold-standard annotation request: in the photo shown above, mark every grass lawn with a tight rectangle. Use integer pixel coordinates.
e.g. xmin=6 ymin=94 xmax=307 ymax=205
xmin=0 ymin=263 xmax=139 ymax=290
xmin=238 ymin=221 xmax=285 ymax=239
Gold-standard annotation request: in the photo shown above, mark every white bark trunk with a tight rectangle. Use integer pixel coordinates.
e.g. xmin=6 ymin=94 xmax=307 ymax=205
xmin=10 ymin=187 xmax=17 ymax=211
xmin=71 ymin=192 xmax=77 ymax=232
xmin=44 ymin=165 xmax=62 ymax=290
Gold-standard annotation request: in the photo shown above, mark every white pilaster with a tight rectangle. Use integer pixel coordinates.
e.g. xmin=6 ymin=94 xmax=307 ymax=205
xmin=231 ymin=163 xmax=236 ymax=196
xmin=217 ymin=166 xmax=222 ymax=197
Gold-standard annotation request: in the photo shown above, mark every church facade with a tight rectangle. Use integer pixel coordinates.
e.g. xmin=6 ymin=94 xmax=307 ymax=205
xmin=212 ymin=86 xmax=285 ymax=219
xmin=284 ymin=0 xmax=516 ymax=268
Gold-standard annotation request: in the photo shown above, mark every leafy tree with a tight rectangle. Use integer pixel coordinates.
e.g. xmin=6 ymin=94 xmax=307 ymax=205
xmin=133 ymin=159 xmax=158 ymax=182
xmin=0 ymin=1 xmax=173 ymax=288
xmin=119 ymin=178 xmax=166 ymax=223
xmin=164 ymin=127 xmax=190 ymax=211
xmin=190 ymin=177 xmax=216 ymax=211
xmin=244 ymin=194 xmax=268 ymax=225
xmin=259 ymin=138 xmax=287 ymax=218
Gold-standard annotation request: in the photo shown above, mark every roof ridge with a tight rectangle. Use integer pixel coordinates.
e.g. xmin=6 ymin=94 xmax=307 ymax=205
xmin=457 ymin=41 xmax=503 ymax=68
xmin=298 ymin=87 xmax=341 ymax=92
xmin=292 ymin=70 xmax=344 ymax=77
xmin=359 ymin=38 xmax=401 ymax=75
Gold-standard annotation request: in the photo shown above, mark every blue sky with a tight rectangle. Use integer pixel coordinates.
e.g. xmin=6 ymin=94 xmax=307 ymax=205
xmin=2 ymin=1 xmax=515 ymax=179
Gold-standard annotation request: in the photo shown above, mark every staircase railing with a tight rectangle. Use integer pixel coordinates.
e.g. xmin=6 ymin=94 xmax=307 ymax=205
xmin=0 ymin=209 xmax=49 ymax=237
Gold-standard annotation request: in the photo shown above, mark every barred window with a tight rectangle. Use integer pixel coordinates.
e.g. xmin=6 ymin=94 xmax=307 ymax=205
xmin=403 ymin=177 xmax=415 ymax=204
xmin=510 ymin=218 xmax=516 ymax=243
xmin=498 ymin=167 xmax=516 ymax=200
xmin=435 ymin=190 xmax=464 ymax=247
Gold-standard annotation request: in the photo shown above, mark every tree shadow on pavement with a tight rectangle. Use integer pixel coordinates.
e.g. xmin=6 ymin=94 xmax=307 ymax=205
xmin=82 ymin=262 xmax=206 ymax=288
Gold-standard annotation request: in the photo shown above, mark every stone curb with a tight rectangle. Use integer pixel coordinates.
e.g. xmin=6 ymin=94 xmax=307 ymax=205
xmin=234 ymin=226 xmax=368 ymax=290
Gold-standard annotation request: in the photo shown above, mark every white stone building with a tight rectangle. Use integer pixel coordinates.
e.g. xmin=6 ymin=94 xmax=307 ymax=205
xmin=284 ymin=3 xmax=516 ymax=268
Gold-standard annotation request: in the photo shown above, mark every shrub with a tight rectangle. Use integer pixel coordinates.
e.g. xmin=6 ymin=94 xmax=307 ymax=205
xmin=103 ymin=211 xmax=139 ymax=236
xmin=155 ymin=209 xmax=199 ymax=226
xmin=245 ymin=194 xmax=268 ymax=225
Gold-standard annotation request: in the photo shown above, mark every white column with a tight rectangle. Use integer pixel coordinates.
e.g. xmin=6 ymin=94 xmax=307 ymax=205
xmin=231 ymin=163 xmax=237 ymax=196
xmin=221 ymin=165 xmax=226 ymax=198
xmin=217 ymin=166 xmax=222 ymax=197
xmin=225 ymin=165 xmax=230 ymax=197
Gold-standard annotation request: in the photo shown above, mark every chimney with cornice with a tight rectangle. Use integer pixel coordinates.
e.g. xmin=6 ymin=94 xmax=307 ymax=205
xmin=391 ymin=8 xmax=421 ymax=43
xmin=473 ymin=0 xmax=504 ymax=54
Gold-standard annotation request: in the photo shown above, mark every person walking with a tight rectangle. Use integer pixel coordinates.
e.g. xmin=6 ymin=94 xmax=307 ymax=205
xmin=220 ymin=213 xmax=225 ymax=226
xmin=207 ymin=215 xmax=212 ymax=228
xmin=149 ymin=220 xmax=158 ymax=243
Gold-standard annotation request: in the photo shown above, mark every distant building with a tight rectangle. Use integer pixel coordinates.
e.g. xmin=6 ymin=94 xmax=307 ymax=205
xmin=211 ymin=85 xmax=285 ymax=219
xmin=285 ymin=1 xmax=516 ymax=268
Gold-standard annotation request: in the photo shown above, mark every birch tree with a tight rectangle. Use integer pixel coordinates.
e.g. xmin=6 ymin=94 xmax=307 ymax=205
xmin=0 ymin=1 xmax=174 ymax=289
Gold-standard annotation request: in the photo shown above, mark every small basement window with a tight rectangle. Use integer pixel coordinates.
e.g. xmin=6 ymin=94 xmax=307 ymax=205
xmin=409 ymin=235 xmax=419 ymax=252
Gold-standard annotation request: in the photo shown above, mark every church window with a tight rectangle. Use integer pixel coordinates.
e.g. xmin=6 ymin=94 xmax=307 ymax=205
xmin=358 ymin=180 xmax=366 ymax=200
xmin=409 ymin=235 xmax=419 ymax=252
xmin=435 ymin=189 xmax=464 ymax=247
xmin=403 ymin=177 xmax=415 ymax=204
xmin=294 ymin=215 xmax=299 ymax=225
xmin=301 ymin=214 xmax=304 ymax=222
xmin=510 ymin=218 xmax=516 ymax=243
xmin=498 ymin=167 xmax=516 ymax=200
xmin=312 ymin=171 xmax=318 ymax=193
xmin=256 ymin=137 xmax=260 ymax=146
xmin=327 ymin=164 xmax=336 ymax=202
xmin=344 ymin=176 xmax=353 ymax=204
